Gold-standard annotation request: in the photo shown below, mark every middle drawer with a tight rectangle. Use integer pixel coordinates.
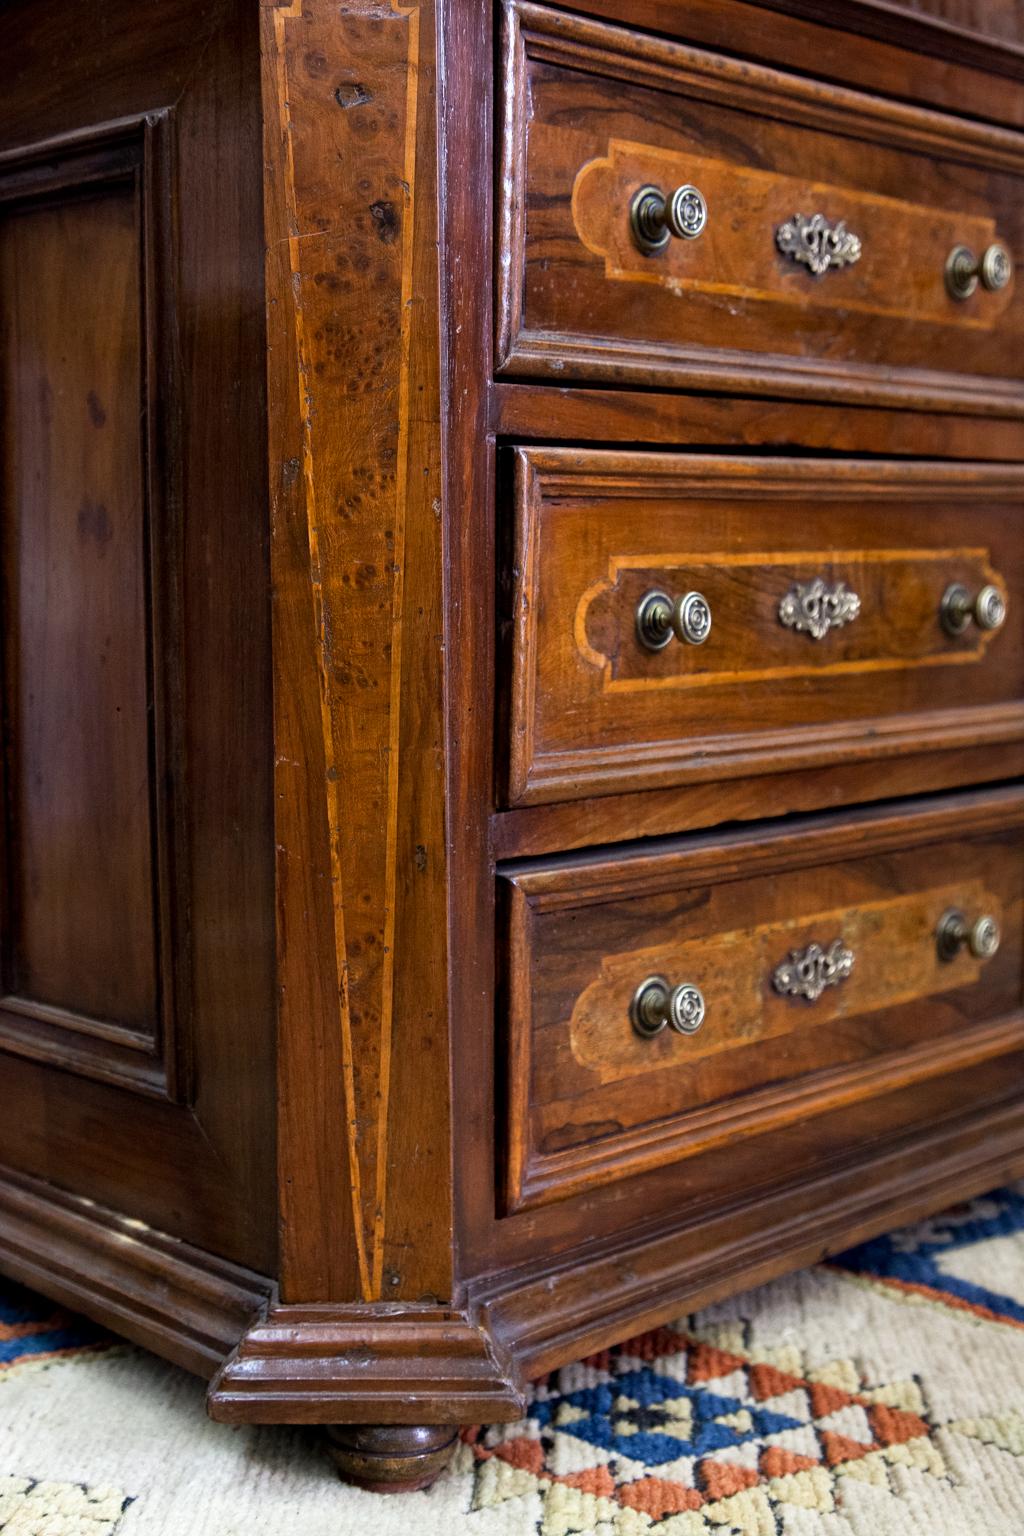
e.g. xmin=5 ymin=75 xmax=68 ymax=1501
xmin=504 ymin=449 xmax=1024 ymax=805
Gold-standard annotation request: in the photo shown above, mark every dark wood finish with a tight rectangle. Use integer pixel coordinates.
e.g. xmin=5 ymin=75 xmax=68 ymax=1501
xmin=504 ymin=451 xmax=1024 ymax=804
xmin=0 ymin=117 xmax=188 ymax=1098
xmin=477 ymin=1087 xmax=1024 ymax=1379
xmin=325 ymin=1425 xmax=459 ymax=1494
xmin=0 ymin=0 xmax=276 ymax=1274
xmin=491 ymin=382 xmax=1024 ymax=461
xmin=207 ymin=1081 xmax=1024 ymax=1420
xmin=0 ymin=1162 xmax=274 ymax=1378
xmin=498 ymin=1 xmax=1024 ymax=412
xmin=501 ymin=787 xmax=1024 ymax=1210
xmin=755 ymin=0 xmax=1024 ymax=78
xmin=3 ymin=0 xmax=1024 ymax=1494
xmin=569 ymin=0 xmax=1024 ymax=111
xmin=209 ymin=1302 xmax=521 ymax=1423
xmin=492 ymin=740 xmax=1024 ymax=858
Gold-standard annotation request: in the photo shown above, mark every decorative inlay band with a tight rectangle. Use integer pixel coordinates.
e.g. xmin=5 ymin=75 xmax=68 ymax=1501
xmin=773 ymin=939 xmax=855 ymax=1002
xmin=779 ymin=578 xmax=861 ymax=640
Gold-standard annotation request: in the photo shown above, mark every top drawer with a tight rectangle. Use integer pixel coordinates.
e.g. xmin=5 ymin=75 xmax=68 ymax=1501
xmin=498 ymin=1 xmax=1024 ymax=415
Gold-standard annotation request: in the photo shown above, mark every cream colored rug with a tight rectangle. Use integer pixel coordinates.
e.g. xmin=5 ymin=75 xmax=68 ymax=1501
xmin=3 ymin=1184 xmax=1024 ymax=1535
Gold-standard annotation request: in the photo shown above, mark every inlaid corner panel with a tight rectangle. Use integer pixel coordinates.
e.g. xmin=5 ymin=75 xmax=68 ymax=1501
xmin=503 ymin=449 xmax=1024 ymax=806
xmin=497 ymin=0 xmax=1024 ymax=414
xmin=0 ymin=115 xmax=189 ymax=1099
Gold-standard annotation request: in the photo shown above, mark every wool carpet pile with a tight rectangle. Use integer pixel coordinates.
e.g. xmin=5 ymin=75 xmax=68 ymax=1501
xmin=3 ymin=1184 xmax=1024 ymax=1535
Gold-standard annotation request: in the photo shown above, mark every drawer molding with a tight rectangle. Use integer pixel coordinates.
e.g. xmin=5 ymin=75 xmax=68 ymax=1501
xmin=498 ymin=1 xmax=1024 ymax=415
xmin=479 ymin=1092 xmax=1024 ymax=1382
xmin=509 ymin=1011 xmax=1024 ymax=1213
xmin=213 ymin=1092 xmax=1024 ymax=1422
xmin=508 ymin=452 xmax=1024 ymax=805
xmin=504 ymin=3 xmax=1024 ymax=174
xmin=501 ymin=787 xmax=1024 ymax=1213
xmin=504 ymin=786 xmax=1024 ymax=906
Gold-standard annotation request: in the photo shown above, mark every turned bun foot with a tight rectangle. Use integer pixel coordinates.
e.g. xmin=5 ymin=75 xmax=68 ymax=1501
xmin=325 ymin=1424 xmax=459 ymax=1493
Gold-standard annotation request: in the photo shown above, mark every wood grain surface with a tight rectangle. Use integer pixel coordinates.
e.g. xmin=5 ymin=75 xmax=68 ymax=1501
xmin=504 ymin=451 xmax=1024 ymax=804
xmin=498 ymin=0 xmax=1024 ymax=412
xmin=262 ymin=0 xmax=454 ymax=1304
xmin=500 ymin=788 xmax=1024 ymax=1210
xmin=2 ymin=0 xmax=1024 ymax=1454
xmin=0 ymin=0 xmax=277 ymax=1274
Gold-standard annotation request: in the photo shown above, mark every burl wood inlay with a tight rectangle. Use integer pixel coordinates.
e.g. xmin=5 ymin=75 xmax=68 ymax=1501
xmin=264 ymin=0 xmax=452 ymax=1303
xmin=569 ymin=879 xmax=992 ymax=1086
xmin=572 ymin=141 xmax=1005 ymax=329
xmin=577 ymin=547 xmax=1001 ymax=692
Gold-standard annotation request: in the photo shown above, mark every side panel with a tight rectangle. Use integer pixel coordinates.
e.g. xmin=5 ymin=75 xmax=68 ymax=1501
xmin=0 ymin=0 xmax=276 ymax=1274
xmin=0 ymin=120 xmax=185 ymax=1096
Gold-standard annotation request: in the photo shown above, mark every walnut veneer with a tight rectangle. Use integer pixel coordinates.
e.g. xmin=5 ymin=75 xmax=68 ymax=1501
xmin=2 ymin=0 xmax=1024 ymax=1496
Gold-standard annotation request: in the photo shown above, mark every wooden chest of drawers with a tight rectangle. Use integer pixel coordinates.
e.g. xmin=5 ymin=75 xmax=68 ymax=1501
xmin=2 ymin=0 xmax=1024 ymax=1495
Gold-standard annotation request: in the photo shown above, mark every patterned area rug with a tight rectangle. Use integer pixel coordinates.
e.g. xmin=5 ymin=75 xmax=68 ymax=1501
xmin=3 ymin=1186 xmax=1024 ymax=1534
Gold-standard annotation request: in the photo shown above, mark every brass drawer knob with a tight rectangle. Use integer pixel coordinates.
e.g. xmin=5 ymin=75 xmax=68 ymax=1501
xmin=775 ymin=212 xmax=862 ymax=275
xmin=630 ymin=182 xmax=708 ymax=254
xmin=940 ymin=581 xmax=1007 ymax=636
xmin=945 ymin=242 xmax=1013 ymax=300
xmin=772 ymin=938 xmax=854 ymax=1002
xmin=636 ymin=589 xmax=712 ymax=650
xmin=936 ymin=908 xmax=1001 ymax=963
xmin=630 ymin=975 xmax=706 ymax=1037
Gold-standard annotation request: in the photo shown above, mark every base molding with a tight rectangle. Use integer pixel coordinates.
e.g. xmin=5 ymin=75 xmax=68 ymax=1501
xmin=209 ymin=1091 xmax=1024 ymax=1425
xmin=0 ymin=1163 xmax=274 ymax=1379
xmin=208 ymin=1304 xmax=523 ymax=1424
xmin=477 ymin=1092 xmax=1024 ymax=1381
xmin=5 ymin=1094 xmax=1024 ymax=1425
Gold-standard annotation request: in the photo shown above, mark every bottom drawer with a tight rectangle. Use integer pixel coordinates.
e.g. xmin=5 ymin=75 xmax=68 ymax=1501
xmin=499 ymin=788 xmax=1024 ymax=1214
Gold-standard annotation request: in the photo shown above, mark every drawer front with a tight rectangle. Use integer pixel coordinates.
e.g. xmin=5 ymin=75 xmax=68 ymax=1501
xmin=500 ymin=789 xmax=1024 ymax=1212
xmin=505 ymin=450 xmax=1024 ymax=805
xmin=498 ymin=2 xmax=1024 ymax=414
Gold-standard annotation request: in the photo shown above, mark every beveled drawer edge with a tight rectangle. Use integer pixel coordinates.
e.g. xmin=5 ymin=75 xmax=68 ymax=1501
xmin=500 ymin=781 xmax=1024 ymax=906
xmin=507 ymin=1011 xmax=1024 ymax=1213
xmin=514 ymin=701 xmax=1024 ymax=806
xmin=501 ymin=331 xmax=1024 ymax=418
xmin=513 ymin=449 xmax=1024 ymax=500
xmin=506 ymin=1 xmax=1024 ymax=174
xmin=491 ymin=740 xmax=1024 ymax=862
xmin=756 ymin=0 xmax=1024 ymax=88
